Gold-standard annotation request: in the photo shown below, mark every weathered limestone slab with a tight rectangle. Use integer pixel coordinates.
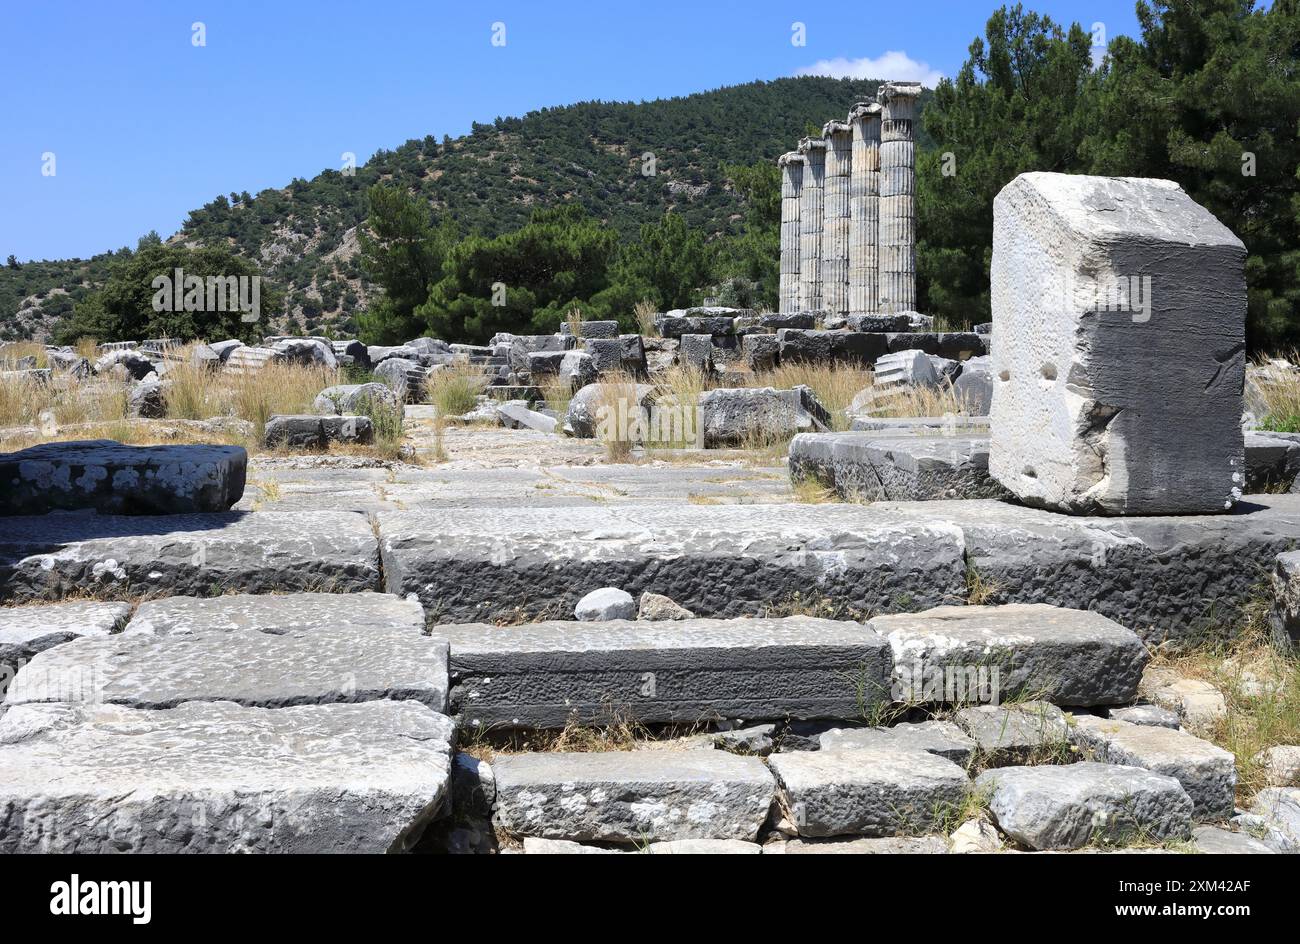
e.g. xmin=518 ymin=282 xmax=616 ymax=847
xmin=777 ymin=328 xmax=888 ymax=366
xmin=953 ymin=702 xmax=1070 ymax=762
xmin=871 ymin=603 xmax=1148 ymax=707
xmin=761 ymin=311 xmax=816 ymax=331
xmin=766 ymin=835 xmax=948 ymax=854
xmin=560 ymin=320 xmax=619 ymax=340
xmin=263 ymin=414 xmax=373 ymax=448
xmin=700 ymin=386 xmax=827 ymax=447
xmin=874 ymin=494 xmax=1300 ymax=644
xmin=585 ymin=335 xmax=646 ymax=375
xmin=124 ymin=591 xmax=423 ymax=636
xmin=496 ymin=401 xmax=558 ymax=434
xmin=989 ymin=172 xmax=1247 ymax=515
xmin=977 ymin=762 xmax=1194 ymax=850
xmin=1269 ymin=549 xmax=1300 ymax=647
xmin=312 ymin=382 xmax=399 ymax=416
xmin=0 ymin=440 xmax=247 ymax=515
xmin=1192 ymin=824 xmax=1275 ymax=854
xmin=788 ymin=432 xmax=1009 ymax=502
xmin=658 ymin=314 xmax=736 ymax=339
xmin=1070 ymin=715 xmax=1236 ymax=819
xmin=818 ymin=719 xmax=976 ymax=764
xmin=491 ymin=750 xmax=775 ymax=842
xmin=646 ymin=838 xmax=762 ymax=854
xmin=0 ymin=511 xmax=379 ymax=602
xmin=0 ymin=700 xmax=454 ymax=852
xmin=883 ymin=331 xmax=988 ymax=359
xmin=378 ymin=504 xmax=967 ymax=622
xmin=0 ymin=601 xmax=131 ymax=679
xmin=8 ymin=620 xmax=448 ymax=711
xmin=742 ymin=333 xmax=779 ymax=371
xmin=1139 ymin=666 xmax=1227 ymax=729
xmin=443 ymin=616 xmax=892 ymax=728
xmin=1246 ymin=787 xmax=1300 ymax=851
xmin=1245 ymin=431 xmax=1300 ymax=493
xmin=1108 ymin=704 xmax=1180 ymax=729
xmin=769 ymin=747 xmax=969 ymax=837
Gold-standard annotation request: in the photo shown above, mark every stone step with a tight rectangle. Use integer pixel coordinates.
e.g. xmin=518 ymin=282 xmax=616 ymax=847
xmin=789 ymin=431 xmax=1009 ymax=501
xmin=0 ymin=700 xmax=454 ymax=852
xmin=0 ymin=440 xmax=247 ymax=515
xmin=870 ymin=603 xmax=1148 ymax=707
xmin=768 ymin=747 xmax=970 ymax=838
xmin=491 ymin=750 xmax=775 ymax=843
xmin=442 ymin=616 xmax=892 ymax=729
xmin=7 ymin=591 xmax=446 ymax=711
xmin=977 ymin=762 xmax=1194 ymax=850
xmin=1 ymin=510 xmax=379 ymax=603
xmin=1070 ymin=715 xmax=1237 ymax=819
xmin=0 ymin=600 xmax=132 ymax=678
xmin=375 ymin=495 xmax=1300 ymax=643
xmin=377 ymin=503 xmax=967 ymax=623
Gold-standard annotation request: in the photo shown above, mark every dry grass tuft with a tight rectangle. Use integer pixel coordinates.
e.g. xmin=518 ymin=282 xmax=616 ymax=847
xmin=426 ymin=361 xmax=486 ymax=418
xmin=594 ymin=369 xmax=641 ymax=462
xmin=538 ymin=372 xmax=574 ymax=421
xmin=0 ymin=341 xmax=49 ymax=369
xmin=634 ymin=298 xmax=658 ymax=337
xmin=1252 ymin=355 xmax=1300 ymax=432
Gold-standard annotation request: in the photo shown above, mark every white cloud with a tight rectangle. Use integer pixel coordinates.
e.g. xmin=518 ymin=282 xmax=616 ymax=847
xmin=794 ymin=50 xmax=945 ymax=88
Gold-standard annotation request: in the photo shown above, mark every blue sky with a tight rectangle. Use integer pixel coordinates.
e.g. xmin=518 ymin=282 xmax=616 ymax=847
xmin=0 ymin=0 xmax=1145 ymax=262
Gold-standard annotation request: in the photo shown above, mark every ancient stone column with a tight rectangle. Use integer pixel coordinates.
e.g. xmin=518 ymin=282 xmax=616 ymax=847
xmin=847 ymin=102 xmax=882 ymax=314
xmin=778 ymin=152 xmax=804 ymax=314
xmin=988 ymin=172 xmax=1247 ymax=516
xmin=820 ymin=121 xmax=852 ymax=318
xmin=878 ymin=82 xmax=922 ymax=312
xmin=797 ymin=137 xmax=827 ymax=313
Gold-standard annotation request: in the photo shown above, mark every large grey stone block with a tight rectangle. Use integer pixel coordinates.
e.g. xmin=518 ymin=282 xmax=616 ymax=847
xmin=1070 ymin=715 xmax=1236 ymax=819
xmin=953 ymin=701 xmax=1070 ymax=764
xmin=777 ymin=328 xmax=888 ymax=366
xmin=989 ymin=173 xmax=1247 ymax=515
xmin=443 ymin=616 xmax=892 ymax=728
xmin=818 ymin=719 xmax=976 ymax=764
xmin=0 ymin=600 xmax=131 ymax=681
xmin=700 ymin=387 xmax=827 ymax=447
xmin=312 ymin=383 xmax=400 ymax=416
xmin=8 ymin=622 xmax=447 ymax=712
xmin=870 ymin=603 xmax=1148 ymax=707
xmin=0 ymin=700 xmax=454 ymax=852
xmin=0 ymin=440 xmax=246 ymax=515
xmin=0 ymin=511 xmax=379 ymax=602
xmin=977 ymin=762 xmax=1194 ymax=850
xmin=789 ymin=432 xmax=1009 ymax=502
xmin=378 ymin=504 xmax=967 ymax=622
xmin=123 ymin=590 xmax=423 ymax=636
xmin=263 ymin=414 xmax=373 ymax=448
xmin=491 ymin=750 xmax=775 ymax=843
xmin=769 ymin=747 xmax=970 ymax=837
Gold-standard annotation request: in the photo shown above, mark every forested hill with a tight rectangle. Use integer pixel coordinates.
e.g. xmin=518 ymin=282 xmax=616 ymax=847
xmin=2 ymin=76 xmax=928 ymax=341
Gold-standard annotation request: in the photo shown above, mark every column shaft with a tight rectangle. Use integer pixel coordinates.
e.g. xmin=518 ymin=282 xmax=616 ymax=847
xmin=797 ymin=137 xmax=827 ymax=313
xmin=778 ymin=152 xmax=804 ymax=314
xmin=878 ymin=82 xmax=921 ymax=313
xmin=820 ymin=121 xmax=852 ymax=318
xmin=848 ymin=102 xmax=882 ymax=314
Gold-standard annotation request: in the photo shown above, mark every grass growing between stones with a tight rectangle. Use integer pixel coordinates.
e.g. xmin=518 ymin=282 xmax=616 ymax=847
xmin=1251 ymin=354 xmax=1300 ymax=432
xmin=426 ymin=361 xmax=486 ymax=418
xmin=758 ymin=363 xmax=873 ymax=428
xmin=1151 ymin=616 xmax=1300 ymax=805
xmin=0 ymin=340 xmax=50 ymax=368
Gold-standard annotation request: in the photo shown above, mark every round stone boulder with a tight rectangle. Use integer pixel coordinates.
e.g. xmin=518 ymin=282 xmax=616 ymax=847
xmin=574 ymin=587 xmax=635 ymax=621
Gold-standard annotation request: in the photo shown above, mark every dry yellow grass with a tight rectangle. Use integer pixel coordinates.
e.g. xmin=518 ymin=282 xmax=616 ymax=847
xmin=1151 ymin=612 xmax=1300 ymax=805
xmin=426 ymin=361 xmax=486 ymax=418
xmin=594 ymin=369 xmax=641 ymax=462
xmin=0 ymin=341 xmax=49 ymax=369
xmin=634 ymin=298 xmax=658 ymax=337
xmin=1251 ymin=354 xmax=1300 ymax=432
xmin=758 ymin=362 xmax=874 ymax=422
xmin=538 ymin=372 xmax=574 ymax=420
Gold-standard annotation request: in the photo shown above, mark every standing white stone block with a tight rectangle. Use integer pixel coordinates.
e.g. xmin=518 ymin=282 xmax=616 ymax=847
xmin=989 ymin=172 xmax=1247 ymax=515
xmin=778 ymin=152 xmax=804 ymax=313
xmin=821 ymin=121 xmax=852 ymax=318
xmin=877 ymin=82 xmax=921 ymax=313
xmin=848 ymin=102 xmax=882 ymax=315
xmin=798 ymin=137 xmax=827 ymax=313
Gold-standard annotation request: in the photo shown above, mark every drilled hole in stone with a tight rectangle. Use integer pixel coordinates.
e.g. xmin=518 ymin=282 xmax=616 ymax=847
xmin=1040 ymin=363 xmax=1057 ymax=381
xmin=998 ymin=370 xmax=1010 ymax=382
xmin=1022 ymin=466 xmax=1037 ymax=479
